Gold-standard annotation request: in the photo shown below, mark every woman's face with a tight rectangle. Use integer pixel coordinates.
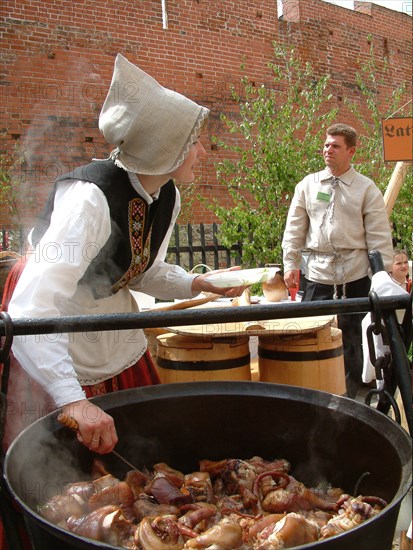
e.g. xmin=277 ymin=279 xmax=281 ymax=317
xmin=392 ymin=253 xmax=409 ymax=283
xmin=171 ymin=141 xmax=206 ymax=183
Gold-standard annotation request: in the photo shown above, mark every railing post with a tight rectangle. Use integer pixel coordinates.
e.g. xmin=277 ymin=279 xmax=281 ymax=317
xmin=212 ymin=223 xmax=219 ymax=269
xmin=187 ymin=223 xmax=194 ymax=270
xmin=174 ymin=225 xmax=180 ymax=266
xmin=200 ymin=223 xmax=206 ymax=266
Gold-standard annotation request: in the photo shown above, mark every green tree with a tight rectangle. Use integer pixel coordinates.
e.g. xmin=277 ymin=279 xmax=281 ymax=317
xmin=345 ymin=38 xmax=412 ymax=255
xmin=206 ymin=43 xmax=338 ymax=267
xmin=208 ymin=40 xmax=412 ymax=267
xmin=0 ymin=144 xmax=33 ymax=251
xmin=0 ymin=150 xmax=23 ymax=226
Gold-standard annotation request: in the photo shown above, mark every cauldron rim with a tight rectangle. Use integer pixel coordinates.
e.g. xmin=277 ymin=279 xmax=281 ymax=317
xmin=4 ymin=381 xmax=412 ymax=550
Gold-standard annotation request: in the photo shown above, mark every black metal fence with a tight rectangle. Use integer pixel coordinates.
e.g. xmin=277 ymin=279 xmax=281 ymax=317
xmin=166 ymin=223 xmax=242 ymax=271
xmin=1 ymin=224 xmax=242 ymax=271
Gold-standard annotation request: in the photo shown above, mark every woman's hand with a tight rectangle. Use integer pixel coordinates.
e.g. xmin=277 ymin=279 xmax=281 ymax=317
xmin=191 ymin=266 xmax=247 ymax=298
xmin=61 ymin=399 xmax=118 ymax=454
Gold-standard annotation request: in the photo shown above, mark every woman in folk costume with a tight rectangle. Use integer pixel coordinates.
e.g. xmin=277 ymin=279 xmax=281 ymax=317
xmin=5 ymin=54 xmax=245 ymax=455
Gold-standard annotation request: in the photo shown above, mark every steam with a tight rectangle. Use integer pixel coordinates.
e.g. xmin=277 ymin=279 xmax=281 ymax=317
xmin=9 ymin=55 xmax=107 ymax=233
xmin=3 ymin=356 xmax=55 ymax=451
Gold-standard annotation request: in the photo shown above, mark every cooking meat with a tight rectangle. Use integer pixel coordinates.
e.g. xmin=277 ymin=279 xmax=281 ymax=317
xmin=39 ymin=456 xmax=388 ymax=549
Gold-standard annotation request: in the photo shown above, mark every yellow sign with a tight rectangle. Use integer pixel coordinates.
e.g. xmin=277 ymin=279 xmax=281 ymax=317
xmin=381 ymin=117 xmax=412 ymax=162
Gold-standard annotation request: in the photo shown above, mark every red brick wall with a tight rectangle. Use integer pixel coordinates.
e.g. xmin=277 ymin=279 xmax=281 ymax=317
xmin=1 ymin=0 xmax=411 ymax=228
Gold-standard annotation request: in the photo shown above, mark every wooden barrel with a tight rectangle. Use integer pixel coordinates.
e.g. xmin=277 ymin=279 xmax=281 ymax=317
xmin=155 ymin=333 xmax=251 ymax=384
xmin=258 ymin=326 xmax=346 ymax=395
xmin=144 ymin=328 xmax=169 ymax=361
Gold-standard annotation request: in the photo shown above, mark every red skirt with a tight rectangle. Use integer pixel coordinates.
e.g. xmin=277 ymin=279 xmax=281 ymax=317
xmin=0 ymin=258 xmax=161 ymax=549
xmin=83 ymin=350 xmax=160 ymax=398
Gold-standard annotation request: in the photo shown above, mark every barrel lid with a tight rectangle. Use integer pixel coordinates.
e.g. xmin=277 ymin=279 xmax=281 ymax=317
xmin=166 ymin=315 xmax=335 ymax=337
xmin=157 ymin=332 xmax=250 ymax=347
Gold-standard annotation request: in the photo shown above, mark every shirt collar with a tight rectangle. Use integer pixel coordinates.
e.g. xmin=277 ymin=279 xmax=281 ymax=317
xmin=320 ymin=166 xmax=356 ymax=186
xmin=127 ymin=172 xmax=160 ymax=204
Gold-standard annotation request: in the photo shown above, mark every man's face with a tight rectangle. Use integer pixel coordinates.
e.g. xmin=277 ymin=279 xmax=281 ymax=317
xmin=323 ymin=134 xmax=355 ymax=175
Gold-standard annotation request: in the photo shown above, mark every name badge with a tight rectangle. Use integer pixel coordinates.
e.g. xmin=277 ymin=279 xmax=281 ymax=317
xmin=317 ymin=191 xmax=331 ymax=202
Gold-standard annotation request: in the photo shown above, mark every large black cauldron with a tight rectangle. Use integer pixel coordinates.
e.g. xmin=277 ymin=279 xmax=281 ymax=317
xmin=3 ymin=381 xmax=412 ymax=549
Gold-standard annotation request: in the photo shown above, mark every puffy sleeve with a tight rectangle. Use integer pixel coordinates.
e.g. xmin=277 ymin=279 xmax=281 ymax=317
xmin=8 ymin=180 xmax=111 ymax=406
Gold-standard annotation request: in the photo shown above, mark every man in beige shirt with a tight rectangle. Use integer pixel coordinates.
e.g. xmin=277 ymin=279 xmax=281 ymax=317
xmin=282 ymin=123 xmax=393 ymax=398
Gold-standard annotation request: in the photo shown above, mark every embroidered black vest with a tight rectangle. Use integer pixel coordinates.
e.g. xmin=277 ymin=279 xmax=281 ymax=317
xmin=32 ymin=160 xmax=177 ymax=298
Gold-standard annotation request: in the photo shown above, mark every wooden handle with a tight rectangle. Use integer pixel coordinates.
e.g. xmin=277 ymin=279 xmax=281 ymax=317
xmin=383 ymin=161 xmax=409 ymax=216
xmin=58 ymin=413 xmax=79 ymax=431
xmin=149 ymin=293 xmax=221 ymax=312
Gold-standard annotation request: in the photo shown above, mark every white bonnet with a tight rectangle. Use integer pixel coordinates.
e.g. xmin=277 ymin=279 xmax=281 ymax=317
xmin=99 ymin=54 xmax=210 ymax=175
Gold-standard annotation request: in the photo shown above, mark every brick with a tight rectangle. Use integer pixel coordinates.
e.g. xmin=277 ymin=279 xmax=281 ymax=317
xmin=0 ymin=0 xmax=411 ymax=227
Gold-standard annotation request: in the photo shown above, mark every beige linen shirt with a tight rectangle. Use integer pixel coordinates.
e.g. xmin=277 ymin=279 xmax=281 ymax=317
xmin=282 ymin=166 xmax=393 ymax=284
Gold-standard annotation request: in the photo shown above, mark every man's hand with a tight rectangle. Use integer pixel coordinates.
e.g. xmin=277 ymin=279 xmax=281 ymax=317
xmin=284 ymin=270 xmax=299 ymax=290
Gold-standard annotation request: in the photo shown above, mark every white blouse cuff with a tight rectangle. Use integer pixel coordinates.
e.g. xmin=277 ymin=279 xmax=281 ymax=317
xmin=48 ymin=379 xmax=87 ymax=407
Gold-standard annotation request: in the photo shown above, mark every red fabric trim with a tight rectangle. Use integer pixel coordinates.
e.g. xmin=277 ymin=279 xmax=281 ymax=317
xmin=1 ymin=257 xmax=27 ymax=312
xmin=82 ymin=350 xmax=160 ymax=398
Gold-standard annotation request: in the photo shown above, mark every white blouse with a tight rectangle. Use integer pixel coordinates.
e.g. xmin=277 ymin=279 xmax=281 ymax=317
xmin=8 ymin=175 xmax=197 ymax=407
xmin=389 ymin=273 xmax=409 ymax=292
